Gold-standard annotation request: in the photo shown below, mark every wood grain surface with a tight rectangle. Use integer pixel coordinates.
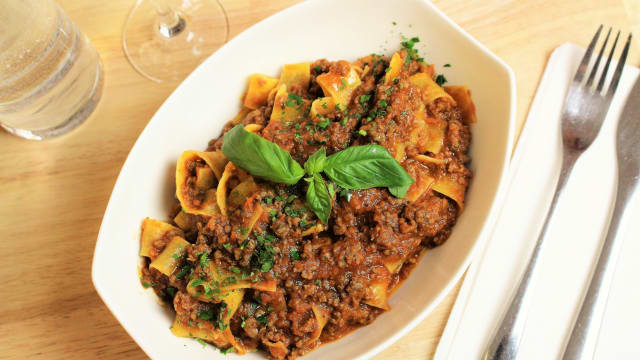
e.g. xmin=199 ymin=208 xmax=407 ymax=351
xmin=1 ymin=0 xmax=639 ymax=359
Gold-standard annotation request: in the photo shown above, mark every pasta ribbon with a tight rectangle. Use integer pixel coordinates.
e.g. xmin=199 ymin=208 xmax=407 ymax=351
xmin=140 ymin=218 xmax=184 ymax=259
xmin=310 ymin=97 xmax=335 ymax=120
xmin=150 ymin=236 xmax=190 ymax=276
xmin=316 ymin=61 xmax=362 ymax=107
xmin=301 ymin=224 xmax=325 ymax=237
xmin=221 ymin=289 xmax=247 ymax=354
xmin=238 ymin=200 xmax=264 ymax=243
xmin=269 ymin=84 xmax=311 ymax=123
xmin=187 ymin=260 xmax=277 ymax=303
xmin=173 ymin=210 xmax=196 ymax=231
xmin=278 ymin=62 xmax=311 ymax=91
xmin=404 ymin=165 xmax=435 ymax=202
xmin=217 ymin=162 xmax=236 ymax=217
xmin=231 ymin=108 xmax=251 ymax=125
xmin=228 ymin=178 xmax=259 ymax=209
xmin=409 ymin=72 xmax=456 ymax=106
xmin=244 ymin=123 xmax=263 ymax=133
xmin=170 ymin=318 xmax=229 ymax=348
xmin=383 ymin=256 xmax=405 ymax=274
xmin=176 ymin=150 xmax=228 ymax=216
xmin=263 ymin=339 xmax=288 ymax=359
xmin=244 ymin=74 xmax=279 ymax=109
xmin=384 ymin=52 xmax=403 ymax=85
xmin=409 ymin=103 xmax=447 ymax=154
xmin=195 ymin=166 xmax=215 ymax=191
xmin=414 ymin=154 xmax=446 ymax=165
xmin=444 ymin=85 xmax=477 ymax=124
xmin=432 ymin=176 xmax=466 ymax=211
xmin=307 ymin=304 xmax=330 ymax=344
xmin=363 ymin=278 xmax=390 ymax=310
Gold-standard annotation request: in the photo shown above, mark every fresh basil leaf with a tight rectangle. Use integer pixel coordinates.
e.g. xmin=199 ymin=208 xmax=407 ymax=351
xmin=388 ymin=183 xmax=411 ymax=198
xmin=305 ymin=174 xmax=332 ymax=224
xmin=304 ymin=148 xmax=326 ymax=175
xmin=327 ymin=182 xmax=336 ymax=199
xmin=323 ymin=145 xmax=414 ymax=194
xmin=221 ymin=125 xmax=304 ymax=184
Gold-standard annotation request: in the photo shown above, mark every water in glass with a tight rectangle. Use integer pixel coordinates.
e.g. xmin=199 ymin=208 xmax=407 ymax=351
xmin=0 ymin=1 xmax=103 ymax=140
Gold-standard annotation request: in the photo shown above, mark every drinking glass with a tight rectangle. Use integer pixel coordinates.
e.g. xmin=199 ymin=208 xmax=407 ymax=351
xmin=0 ymin=0 xmax=104 ymax=140
xmin=122 ymin=0 xmax=229 ymax=83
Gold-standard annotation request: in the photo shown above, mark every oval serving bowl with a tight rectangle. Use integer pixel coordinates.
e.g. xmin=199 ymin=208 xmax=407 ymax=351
xmin=92 ymin=0 xmax=515 ymax=358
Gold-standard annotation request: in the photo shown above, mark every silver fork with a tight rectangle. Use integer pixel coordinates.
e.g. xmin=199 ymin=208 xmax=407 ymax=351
xmin=484 ymin=26 xmax=632 ymax=360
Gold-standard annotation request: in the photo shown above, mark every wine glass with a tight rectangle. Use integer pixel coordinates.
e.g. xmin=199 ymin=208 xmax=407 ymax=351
xmin=122 ymin=0 xmax=229 ymax=83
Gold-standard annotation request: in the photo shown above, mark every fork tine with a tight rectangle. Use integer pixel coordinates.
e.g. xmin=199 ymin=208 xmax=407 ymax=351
xmin=586 ymin=28 xmax=612 ymax=88
xmin=574 ymin=25 xmax=603 ymax=83
xmin=596 ymin=31 xmax=620 ymax=92
xmin=607 ymin=33 xmax=632 ymax=97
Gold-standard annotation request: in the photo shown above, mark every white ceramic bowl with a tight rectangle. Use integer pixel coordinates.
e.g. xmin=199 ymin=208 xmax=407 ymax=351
xmin=92 ymin=0 xmax=515 ymax=358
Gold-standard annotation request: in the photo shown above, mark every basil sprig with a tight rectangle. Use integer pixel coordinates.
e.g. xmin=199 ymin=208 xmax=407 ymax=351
xmin=305 ymin=173 xmax=332 ymax=224
xmin=221 ymin=125 xmax=304 ymax=184
xmin=221 ymin=125 xmax=414 ymax=224
xmin=323 ymin=144 xmax=415 ymax=191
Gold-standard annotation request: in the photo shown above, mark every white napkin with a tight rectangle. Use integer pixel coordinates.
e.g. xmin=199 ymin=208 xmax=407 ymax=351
xmin=434 ymin=43 xmax=640 ymax=360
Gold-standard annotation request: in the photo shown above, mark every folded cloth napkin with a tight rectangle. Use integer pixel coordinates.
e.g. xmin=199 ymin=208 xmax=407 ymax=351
xmin=434 ymin=43 xmax=640 ymax=360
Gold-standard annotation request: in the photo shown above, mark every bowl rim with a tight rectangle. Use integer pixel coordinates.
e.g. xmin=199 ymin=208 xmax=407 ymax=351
xmin=92 ymin=0 xmax=516 ymax=358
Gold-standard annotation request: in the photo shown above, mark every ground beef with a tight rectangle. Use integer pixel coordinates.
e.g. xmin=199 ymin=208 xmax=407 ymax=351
xmin=140 ymin=50 xmax=473 ymax=360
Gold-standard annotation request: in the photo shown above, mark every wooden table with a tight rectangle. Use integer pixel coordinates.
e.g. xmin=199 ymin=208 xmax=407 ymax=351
xmin=2 ymin=0 xmax=639 ymax=359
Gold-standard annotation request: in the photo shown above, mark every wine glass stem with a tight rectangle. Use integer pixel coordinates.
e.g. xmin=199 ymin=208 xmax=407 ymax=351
xmin=151 ymin=0 xmax=185 ymax=38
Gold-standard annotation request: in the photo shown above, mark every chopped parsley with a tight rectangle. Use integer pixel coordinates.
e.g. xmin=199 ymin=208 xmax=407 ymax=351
xmin=199 ymin=252 xmax=208 ymax=266
xmin=175 ymin=265 xmax=191 ymax=279
xmin=444 ymin=63 xmax=451 ymax=67
xmin=256 ymin=314 xmax=269 ymax=325
xmin=196 ymin=338 xmax=207 ymax=347
xmin=359 ymin=94 xmax=371 ymax=105
xmin=284 ymin=206 xmax=302 ymax=217
xmin=392 ymin=21 xmax=397 ymax=25
xmin=314 ymin=65 xmax=322 ymax=72
xmin=222 ymin=243 xmax=231 ymax=250
xmin=221 ymin=347 xmax=234 ymax=355
xmin=142 ymin=281 xmax=152 ymax=288
xmin=269 ymin=209 xmax=278 ymax=222
xmin=340 ymin=78 xmax=347 ymax=90
xmin=290 ymin=249 xmax=300 ymax=261
xmin=231 ymin=267 xmax=241 ymax=274
xmin=166 ymin=287 xmax=177 ymax=297
xmin=317 ymin=118 xmax=331 ymax=130
xmin=358 ymin=129 xmax=367 ymax=136
xmin=401 ymin=36 xmax=421 ymax=67
xmin=435 ymin=74 xmax=448 ymax=86
xmin=190 ymin=278 xmax=205 ymax=288
xmin=198 ymin=309 xmax=214 ymax=320
xmin=254 ymin=232 xmax=276 ymax=273
xmin=286 ymin=93 xmax=304 ymax=107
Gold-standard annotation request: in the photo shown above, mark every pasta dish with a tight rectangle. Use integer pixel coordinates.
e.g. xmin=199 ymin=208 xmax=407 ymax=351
xmin=138 ymin=39 xmax=476 ymax=358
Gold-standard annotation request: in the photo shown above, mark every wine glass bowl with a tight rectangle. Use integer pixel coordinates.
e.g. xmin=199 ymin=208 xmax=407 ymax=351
xmin=122 ymin=0 xmax=229 ymax=83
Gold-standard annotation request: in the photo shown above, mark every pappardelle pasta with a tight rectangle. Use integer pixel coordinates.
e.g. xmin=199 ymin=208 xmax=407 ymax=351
xmin=139 ymin=40 xmax=475 ymax=359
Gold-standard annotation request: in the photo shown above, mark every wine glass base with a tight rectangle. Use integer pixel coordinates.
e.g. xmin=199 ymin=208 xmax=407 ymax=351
xmin=122 ymin=0 xmax=229 ymax=83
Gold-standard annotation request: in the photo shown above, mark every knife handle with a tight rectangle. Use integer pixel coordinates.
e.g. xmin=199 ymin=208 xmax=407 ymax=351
xmin=562 ymin=172 xmax=638 ymax=359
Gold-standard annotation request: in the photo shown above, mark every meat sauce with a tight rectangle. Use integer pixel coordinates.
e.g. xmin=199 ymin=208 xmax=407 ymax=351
xmin=141 ymin=49 xmax=472 ymax=359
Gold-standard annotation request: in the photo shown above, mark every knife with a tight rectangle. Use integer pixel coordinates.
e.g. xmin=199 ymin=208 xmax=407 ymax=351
xmin=562 ymin=74 xmax=640 ymax=359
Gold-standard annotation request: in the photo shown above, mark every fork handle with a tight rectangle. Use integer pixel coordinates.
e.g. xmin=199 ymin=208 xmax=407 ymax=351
xmin=562 ymin=170 xmax=639 ymax=359
xmin=484 ymin=149 xmax=581 ymax=360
